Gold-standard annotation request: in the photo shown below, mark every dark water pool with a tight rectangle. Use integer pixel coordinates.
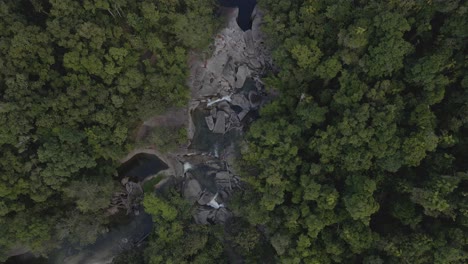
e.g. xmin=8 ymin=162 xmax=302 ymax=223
xmin=4 ymin=253 xmax=47 ymax=264
xmin=219 ymin=0 xmax=257 ymax=31
xmin=118 ymin=153 xmax=168 ymax=182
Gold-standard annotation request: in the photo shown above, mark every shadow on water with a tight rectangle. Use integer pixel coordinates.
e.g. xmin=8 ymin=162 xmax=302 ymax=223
xmin=5 ymin=253 xmax=47 ymax=264
xmin=118 ymin=153 xmax=169 ymax=181
xmin=219 ymin=0 xmax=257 ymax=31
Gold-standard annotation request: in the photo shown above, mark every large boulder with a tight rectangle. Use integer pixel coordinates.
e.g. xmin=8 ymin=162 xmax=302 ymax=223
xmin=213 ymin=111 xmax=226 ymax=134
xmin=237 ymin=109 xmax=249 ymax=121
xmin=205 ymin=116 xmax=214 ymax=131
xmin=183 ymin=178 xmax=202 ymax=203
xmin=217 ymin=101 xmax=231 ymax=113
xmin=198 ymin=191 xmax=215 ymax=206
xmin=198 ymin=73 xmax=220 ymax=97
xmin=215 ymin=171 xmax=232 ymax=189
xmin=235 ymin=65 xmax=250 ymax=88
xmin=194 ymin=207 xmax=211 ymax=225
xmin=231 ymin=93 xmax=250 ymax=110
xmin=243 ymin=30 xmax=255 ymax=56
xmin=248 ymin=57 xmax=262 ymax=69
xmin=228 ymin=112 xmax=241 ymax=128
xmin=214 ymin=207 xmax=232 ymax=224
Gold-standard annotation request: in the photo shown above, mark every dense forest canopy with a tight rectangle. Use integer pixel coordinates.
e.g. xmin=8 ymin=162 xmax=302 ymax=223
xmin=1 ymin=0 xmax=468 ymax=263
xmin=0 ymin=0 xmax=218 ymax=260
xmin=232 ymin=0 xmax=468 ymax=263
xmin=129 ymin=1 xmax=468 ymax=263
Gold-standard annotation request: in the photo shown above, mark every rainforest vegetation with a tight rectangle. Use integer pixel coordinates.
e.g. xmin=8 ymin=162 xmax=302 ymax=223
xmin=231 ymin=0 xmax=468 ymax=263
xmin=140 ymin=0 xmax=468 ymax=263
xmin=0 ymin=0 xmax=218 ymax=261
xmin=1 ymin=0 xmax=467 ymax=263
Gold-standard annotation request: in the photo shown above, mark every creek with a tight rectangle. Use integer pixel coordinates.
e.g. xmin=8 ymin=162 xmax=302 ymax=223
xmin=219 ymin=0 xmax=257 ymax=31
xmin=6 ymin=2 xmax=267 ymax=263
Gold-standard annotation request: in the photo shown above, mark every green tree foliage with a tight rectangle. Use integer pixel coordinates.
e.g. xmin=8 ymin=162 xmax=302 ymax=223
xmin=142 ymin=191 xmax=227 ymax=264
xmin=237 ymin=0 xmax=468 ymax=263
xmin=0 ymin=0 xmax=218 ymax=260
xmin=146 ymin=126 xmax=187 ymax=153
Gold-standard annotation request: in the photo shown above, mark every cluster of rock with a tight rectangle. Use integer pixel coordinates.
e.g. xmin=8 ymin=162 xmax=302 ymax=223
xmin=108 ymin=178 xmax=144 ymax=216
xmin=178 ymin=6 xmax=270 ymax=225
xmin=182 ymin=158 xmax=241 ymax=224
xmin=204 ymin=92 xmax=255 ymax=134
xmin=188 ymin=6 xmax=270 ymax=137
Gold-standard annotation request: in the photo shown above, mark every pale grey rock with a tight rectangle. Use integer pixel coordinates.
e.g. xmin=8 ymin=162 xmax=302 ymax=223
xmin=213 ymin=111 xmax=226 ymax=134
xmin=217 ymin=101 xmax=231 ymax=113
xmin=231 ymin=94 xmax=250 ymax=110
xmin=198 ymin=191 xmax=215 ymax=205
xmin=243 ymin=30 xmax=255 ymax=56
xmin=121 ymin=177 xmax=129 ymax=186
xmin=183 ymin=179 xmax=202 ymax=203
xmin=206 ymin=52 xmax=229 ymax=78
xmin=198 ymin=84 xmax=219 ymax=97
xmin=214 ymin=208 xmax=232 ymax=224
xmin=194 ymin=208 xmax=211 ymax=225
xmin=219 ymin=190 xmax=229 ymax=200
xmin=237 ymin=109 xmax=249 ymax=121
xmin=205 ymin=116 xmax=214 ymax=131
xmin=235 ymin=65 xmax=250 ymax=89
xmin=248 ymin=57 xmax=262 ymax=69
xmin=229 ymin=113 xmax=241 ymax=126
xmin=210 ymin=107 xmax=217 ymax=117
xmin=251 ymin=7 xmax=265 ymax=45
xmin=205 ymin=160 xmax=223 ymax=170
xmin=215 ymin=171 xmax=232 ymax=189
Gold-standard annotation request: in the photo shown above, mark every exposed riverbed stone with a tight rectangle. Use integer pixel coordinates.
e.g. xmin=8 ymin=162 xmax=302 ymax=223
xmin=213 ymin=111 xmax=226 ymax=134
xmin=194 ymin=208 xmax=211 ymax=225
xmin=214 ymin=207 xmax=232 ymax=224
xmin=181 ymin=5 xmax=270 ymax=229
xmin=205 ymin=116 xmax=214 ymax=131
xmin=183 ymin=178 xmax=202 ymax=203
xmin=243 ymin=30 xmax=255 ymax=56
xmin=198 ymin=191 xmax=215 ymax=205
xmin=235 ymin=65 xmax=250 ymax=88
xmin=229 ymin=113 xmax=241 ymax=127
xmin=231 ymin=93 xmax=250 ymax=110
xmin=237 ymin=109 xmax=249 ymax=121
xmin=217 ymin=101 xmax=231 ymax=113
xmin=215 ymin=171 xmax=232 ymax=189
xmin=248 ymin=57 xmax=262 ymax=69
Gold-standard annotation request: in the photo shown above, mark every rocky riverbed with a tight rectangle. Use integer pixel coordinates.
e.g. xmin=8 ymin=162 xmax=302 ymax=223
xmin=129 ymin=5 xmax=270 ymax=225
xmin=180 ymin=5 xmax=270 ymax=225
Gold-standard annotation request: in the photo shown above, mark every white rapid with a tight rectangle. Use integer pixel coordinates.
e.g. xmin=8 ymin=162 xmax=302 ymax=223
xmin=207 ymin=193 xmax=224 ymax=209
xmin=207 ymin=95 xmax=232 ymax=107
xmin=183 ymin=162 xmax=193 ymax=173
